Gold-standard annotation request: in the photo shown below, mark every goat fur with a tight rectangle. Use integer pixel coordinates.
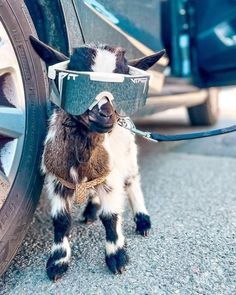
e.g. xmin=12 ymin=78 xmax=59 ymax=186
xmin=35 ymin=42 xmax=157 ymax=280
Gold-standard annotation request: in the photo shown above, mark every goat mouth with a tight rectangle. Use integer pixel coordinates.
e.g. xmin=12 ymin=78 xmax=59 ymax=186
xmin=89 ymin=120 xmax=113 ymax=133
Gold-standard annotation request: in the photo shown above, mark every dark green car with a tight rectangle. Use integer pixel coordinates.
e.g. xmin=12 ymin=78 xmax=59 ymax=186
xmin=0 ymin=0 xmax=236 ymax=276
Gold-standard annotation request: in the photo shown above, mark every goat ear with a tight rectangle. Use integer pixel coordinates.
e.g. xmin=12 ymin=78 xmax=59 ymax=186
xmin=128 ymin=49 xmax=166 ymax=70
xmin=29 ymin=35 xmax=69 ymax=65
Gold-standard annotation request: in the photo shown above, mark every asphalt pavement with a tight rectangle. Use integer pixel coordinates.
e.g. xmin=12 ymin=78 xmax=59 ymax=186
xmin=0 ymin=90 xmax=235 ymax=295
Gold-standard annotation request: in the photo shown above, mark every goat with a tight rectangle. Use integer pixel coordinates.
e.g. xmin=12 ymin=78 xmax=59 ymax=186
xmin=30 ymin=36 xmax=164 ymax=281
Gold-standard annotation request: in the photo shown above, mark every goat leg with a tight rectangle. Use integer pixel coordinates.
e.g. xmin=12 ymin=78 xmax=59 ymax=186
xmin=99 ymin=182 xmax=128 ymax=274
xmin=82 ymin=195 xmax=101 ymax=224
xmin=125 ymin=173 xmax=151 ymax=236
xmin=45 ymin=175 xmax=74 ymax=281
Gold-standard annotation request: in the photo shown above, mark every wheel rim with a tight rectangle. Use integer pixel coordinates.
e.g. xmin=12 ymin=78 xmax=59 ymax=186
xmin=0 ymin=21 xmax=25 ymax=209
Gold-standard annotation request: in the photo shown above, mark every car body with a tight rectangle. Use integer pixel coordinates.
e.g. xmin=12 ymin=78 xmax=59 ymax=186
xmin=1 ymin=0 xmax=236 ymax=276
xmin=25 ymin=0 xmax=236 ymax=120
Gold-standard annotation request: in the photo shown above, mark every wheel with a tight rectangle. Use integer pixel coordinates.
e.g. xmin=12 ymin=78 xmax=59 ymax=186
xmin=187 ymin=88 xmax=219 ymax=126
xmin=0 ymin=0 xmax=47 ymax=276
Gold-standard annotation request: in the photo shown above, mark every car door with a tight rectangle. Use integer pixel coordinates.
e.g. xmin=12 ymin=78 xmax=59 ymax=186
xmin=72 ymin=0 xmax=164 ymax=59
xmin=189 ymin=0 xmax=236 ymax=87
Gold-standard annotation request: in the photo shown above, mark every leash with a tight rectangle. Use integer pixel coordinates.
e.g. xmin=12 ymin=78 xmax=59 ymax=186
xmin=117 ymin=116 xmax=236 ymax=142
xmin=48 ymin=115 xmax=236 ymax=204
xmin=56 ymin=173 xmax=108 ymax=205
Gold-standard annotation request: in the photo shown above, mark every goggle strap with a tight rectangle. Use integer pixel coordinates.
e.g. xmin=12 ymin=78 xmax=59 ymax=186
xmin=49 ymin=81 xmax=61 ymax=107
xmin=48 ymin=60 xmax=70 ymax=79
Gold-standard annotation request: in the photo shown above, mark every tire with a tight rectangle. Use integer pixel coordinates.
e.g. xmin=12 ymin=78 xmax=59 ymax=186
xmin=0 ymin=0 xmax=47 ymax=276
xmin=187 ymin=88 xmax=219 ymax=126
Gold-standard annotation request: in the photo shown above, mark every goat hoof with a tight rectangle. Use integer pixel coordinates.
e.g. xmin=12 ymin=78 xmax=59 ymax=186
xmin=80 ymin=216 xmax=97 ymax=224
xmin=118 ymin=266 xmax=126 ymax=274
xmin=105 ymin=248 xmax=129 ymax=274
xmin=135 ymin=213 xmax=151 ymax=237
xmin=46 ymin=257 xmax=69 ymax=281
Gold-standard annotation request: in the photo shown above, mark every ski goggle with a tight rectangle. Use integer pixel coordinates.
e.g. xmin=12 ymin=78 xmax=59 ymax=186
xmin=48 ymin=60 xmax=150 ymax=116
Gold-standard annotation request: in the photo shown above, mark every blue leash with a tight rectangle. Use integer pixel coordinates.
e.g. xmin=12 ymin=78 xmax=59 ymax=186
xmin=117 ymin=116 xmax=236 ymax=142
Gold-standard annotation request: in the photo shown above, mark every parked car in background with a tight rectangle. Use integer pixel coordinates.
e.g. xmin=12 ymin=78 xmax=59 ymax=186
xmin=1 ymin=0 xmax=236 ymax=276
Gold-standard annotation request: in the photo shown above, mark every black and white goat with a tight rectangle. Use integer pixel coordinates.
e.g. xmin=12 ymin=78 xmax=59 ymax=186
xmin=30 ymin=37 xmax=164 ymax=281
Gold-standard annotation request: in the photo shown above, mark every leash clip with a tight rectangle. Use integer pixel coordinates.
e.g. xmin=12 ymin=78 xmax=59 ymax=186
xmin=117 ymin=116 xmax=157 ymax=142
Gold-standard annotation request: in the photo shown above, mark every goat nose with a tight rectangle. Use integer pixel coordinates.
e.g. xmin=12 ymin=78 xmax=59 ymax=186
xmin=99 ymin=98 xmax=113 ymax=118
xmin=100 ymin=112 xmax=111 ymax=118
xmin=99 ymin=107 xmax=113 ymax=118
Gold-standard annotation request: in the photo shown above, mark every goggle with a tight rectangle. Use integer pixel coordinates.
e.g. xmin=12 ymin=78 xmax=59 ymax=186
xmin=48 ymin=60 xmax=150 ymax=116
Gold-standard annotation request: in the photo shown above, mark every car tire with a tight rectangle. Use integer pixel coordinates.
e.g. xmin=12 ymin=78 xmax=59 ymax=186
xmin=187 ymin=88 xmax=219 ymax=126
xmin=0 ymin=0 xmax=47 ymax=276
